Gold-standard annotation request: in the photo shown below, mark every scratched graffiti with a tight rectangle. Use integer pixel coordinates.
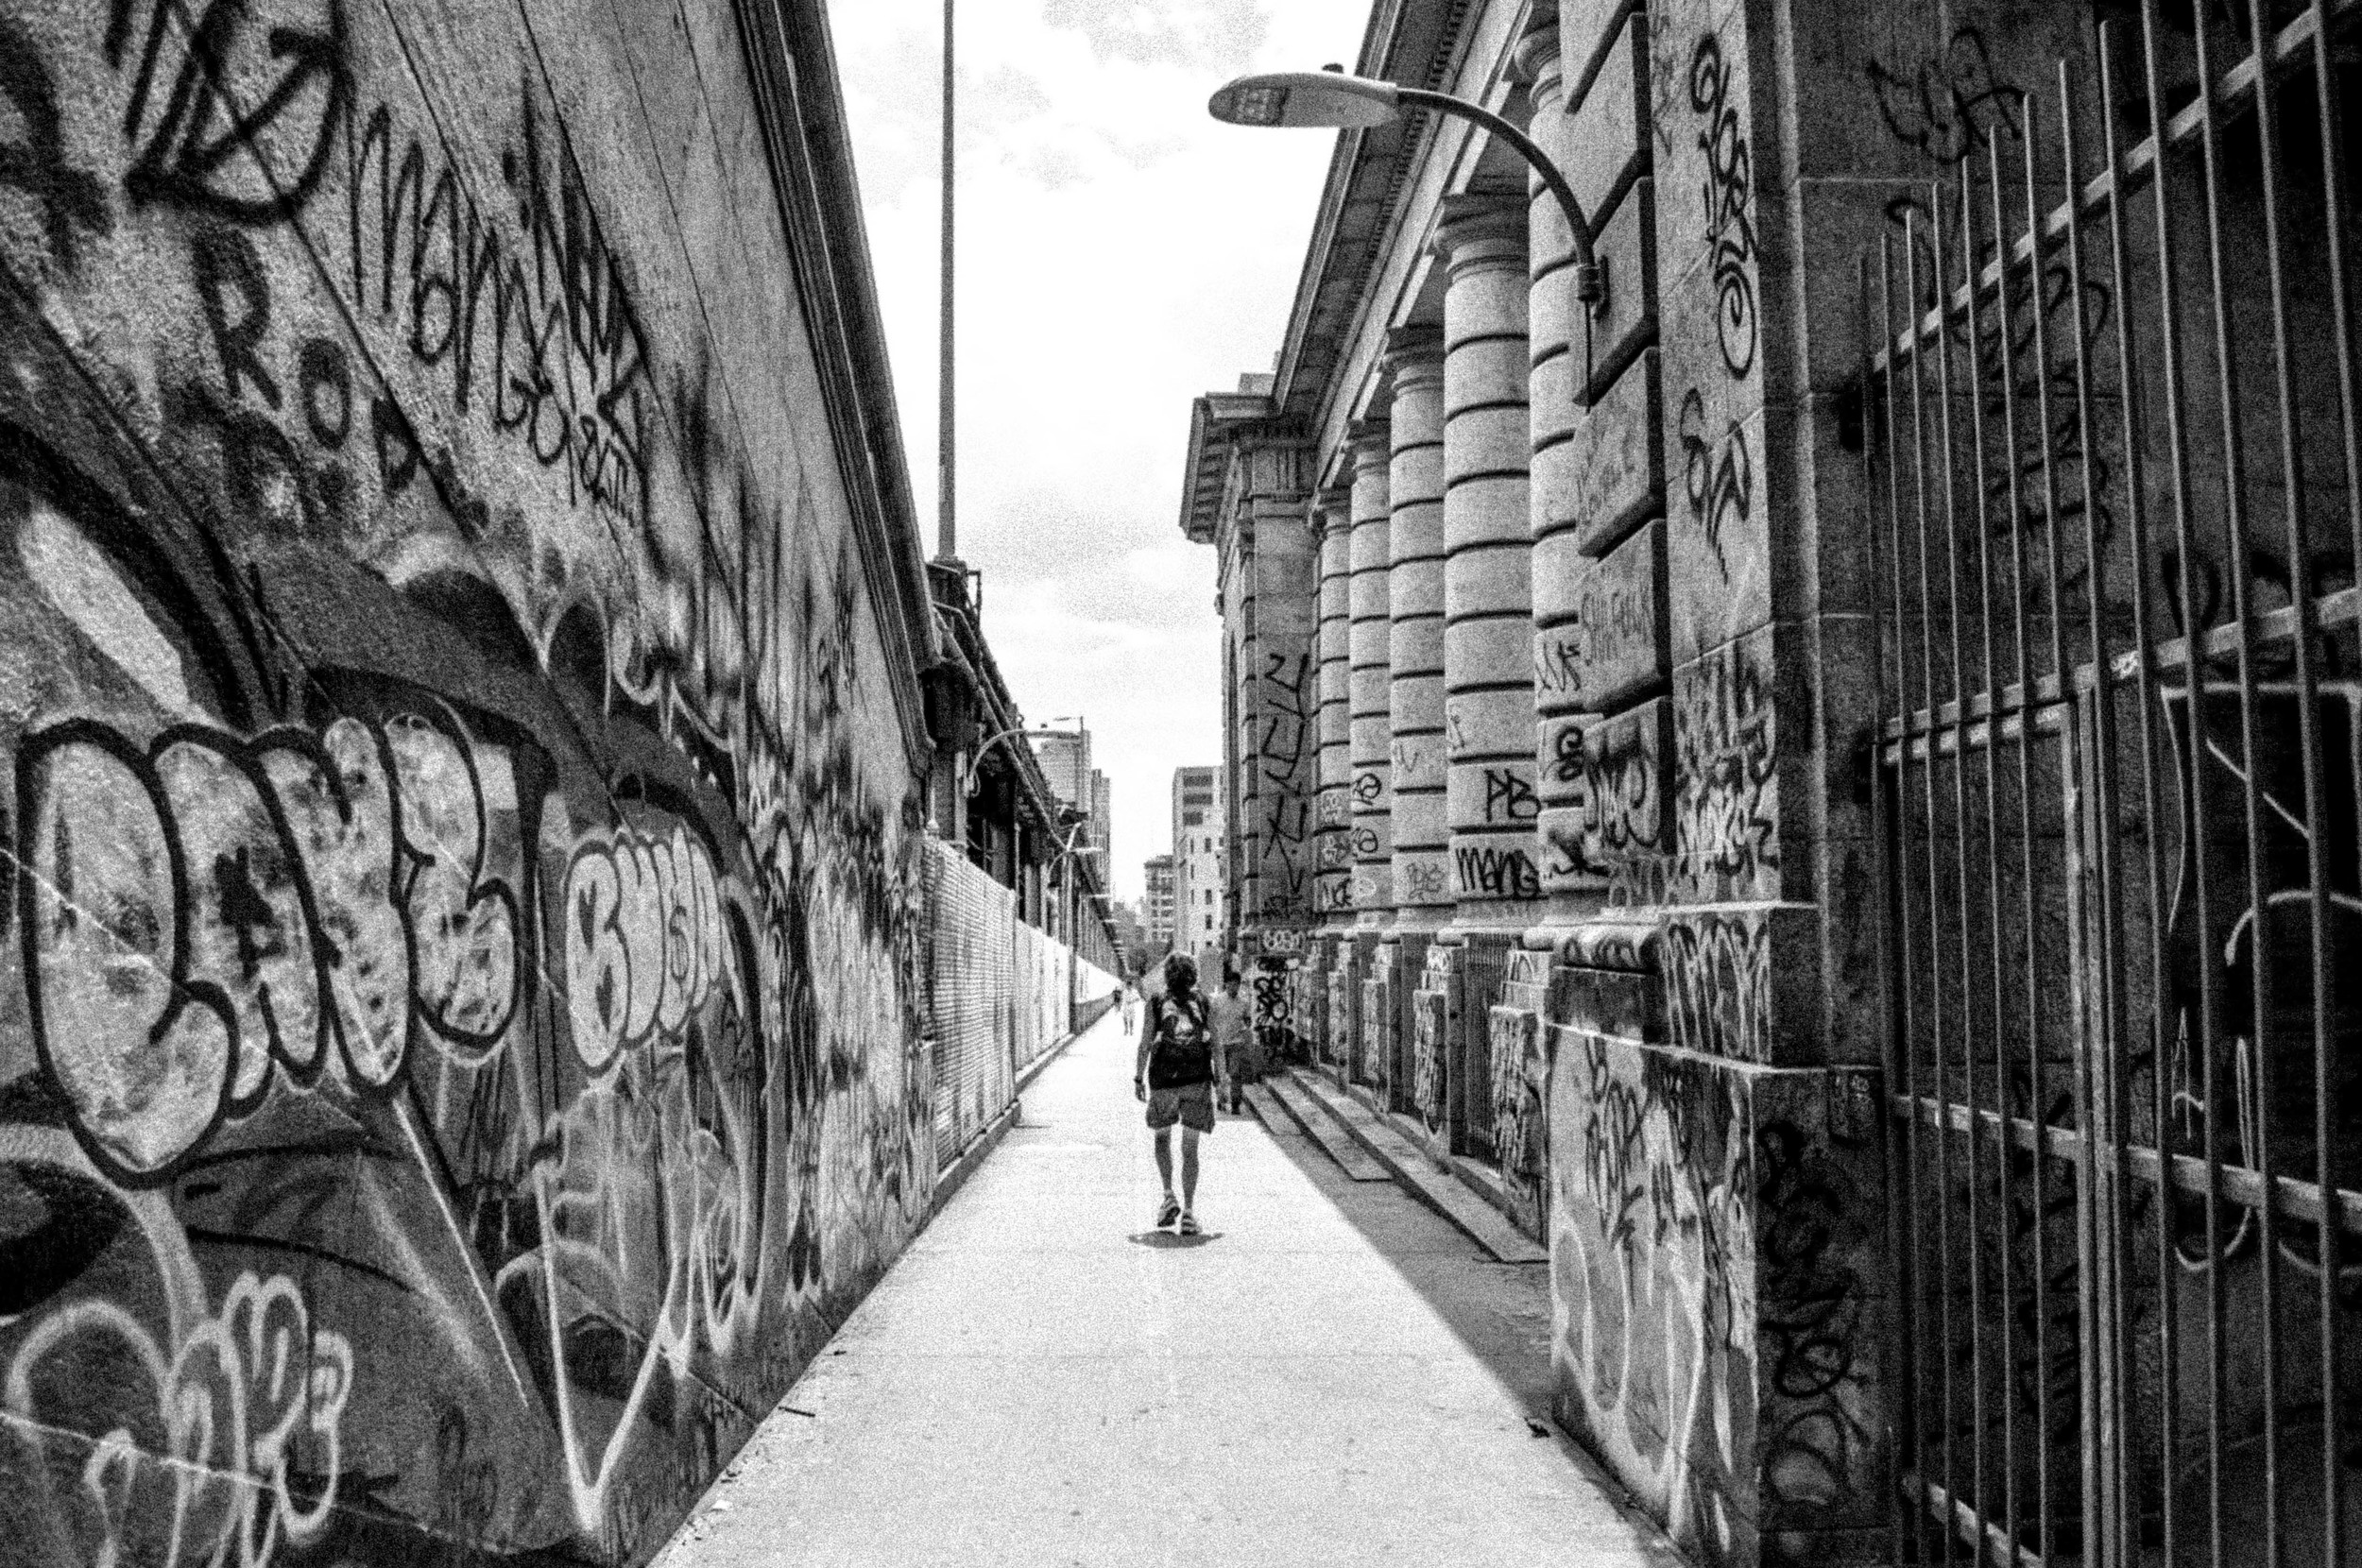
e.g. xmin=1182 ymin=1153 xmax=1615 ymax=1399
xmin=0 ymin=6 xmax=949 ymax=1564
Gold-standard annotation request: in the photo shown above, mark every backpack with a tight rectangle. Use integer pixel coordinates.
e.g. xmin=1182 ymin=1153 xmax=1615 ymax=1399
xmin=1146 ymin=992 xmax=1214 ymax=1088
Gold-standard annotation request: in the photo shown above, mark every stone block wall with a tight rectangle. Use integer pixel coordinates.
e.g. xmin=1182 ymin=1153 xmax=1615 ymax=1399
xmin=0 ymin=3 xmax=940 ymax=1563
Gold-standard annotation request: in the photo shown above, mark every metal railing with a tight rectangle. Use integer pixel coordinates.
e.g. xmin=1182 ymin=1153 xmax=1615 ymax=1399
xmin=1861 ymin=4 xmax=2362 ymax=1563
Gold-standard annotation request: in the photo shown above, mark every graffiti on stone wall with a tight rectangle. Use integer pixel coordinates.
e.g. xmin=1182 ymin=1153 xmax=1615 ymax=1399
xmin=1673 ymin=636 xmax=1777 ymax=903
xmin=1253 ymin=650 xmax=1313 ymax=917
xmin=1412 ymin=988 xmax=1447 ymax=1138
xmin=1488 ymin=1005 xmax=1541 ymax=1202
xmin=1547 ymin=703 xmax=1669 ymax=895
xmin=1550 ymin=1031 xmax=1878 ymax=1567
xmin=1865 ymin=27 xmax=2025 ymax=165
xmin=0 ymin=9 xmax=929 ymax=1565
xmin=1677 ymin=389 xmax=1752 ymax=588
xmin=1664 ymin=910 xmax=1774 ymax=1063
xmin=1455 ymin=844 xmax=1543 ymax=901
xmin=1690 ymin=35 xmax=1756 ymax=381
xmin=1252 ymin=954 xmax=1299 ymax=1063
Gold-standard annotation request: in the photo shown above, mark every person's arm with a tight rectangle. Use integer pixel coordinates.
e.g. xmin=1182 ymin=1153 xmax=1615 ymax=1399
xmin=1134 ymin=997 xmax=1155 ymax=1099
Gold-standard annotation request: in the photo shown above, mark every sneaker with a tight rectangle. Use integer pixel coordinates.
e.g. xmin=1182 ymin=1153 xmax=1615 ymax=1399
xmin=1177 ymin=1211 xmax=1202 ymax=1236
xmin=1155 ymin=1195 xmax=1181 ymax=1229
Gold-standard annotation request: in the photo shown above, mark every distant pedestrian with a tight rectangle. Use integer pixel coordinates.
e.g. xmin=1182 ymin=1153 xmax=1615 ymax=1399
xmin=1122 ymin=981 xmax=1138 ymax=1036
xmin=1136 ymin=952 xmax=1220 ymax=1235
xmin=1208 ymin=962 xmax=1257 ymax=1114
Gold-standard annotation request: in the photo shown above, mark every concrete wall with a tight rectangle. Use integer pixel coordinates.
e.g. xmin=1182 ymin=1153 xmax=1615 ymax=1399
xmin=0 ymin=4 xmax=936 ymax=1563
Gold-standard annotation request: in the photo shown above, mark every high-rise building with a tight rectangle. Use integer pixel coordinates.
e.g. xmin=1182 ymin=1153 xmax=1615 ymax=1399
xmin=1031 ymin=729 xmax=1090 ymax=816
xmin=1089 ymin=770 xmax=1113 ymax=873
xmin=1029 ymin=727 xmax=1110 ymax=884
xmin=1143 ymin=855 xmax=1176 ymax=951
xmin=1170 ymin=765 xmax=1224 ymax=969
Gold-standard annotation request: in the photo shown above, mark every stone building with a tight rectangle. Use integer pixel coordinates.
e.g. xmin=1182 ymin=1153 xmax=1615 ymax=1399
xmin=1172 ymin=0 xmax=2362 ymax=1562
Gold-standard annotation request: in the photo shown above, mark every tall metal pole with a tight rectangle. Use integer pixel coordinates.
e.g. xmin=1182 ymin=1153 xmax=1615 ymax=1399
xmin=937 ymin=0 xmax=956 ymax=559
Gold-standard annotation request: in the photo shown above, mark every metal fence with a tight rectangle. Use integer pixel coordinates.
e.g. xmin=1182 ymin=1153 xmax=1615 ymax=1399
xmin=1862 ymin=4 xmax=2362 ymax=1563
xmin=920 ymin=839 xmax=1118 ymax=1170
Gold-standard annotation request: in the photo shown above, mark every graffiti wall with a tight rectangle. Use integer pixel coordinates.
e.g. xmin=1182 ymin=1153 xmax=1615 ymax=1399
xmin=1548 ymin=1030 xmax=1887 ymax=1568
xmin=0 ymin=2 xmax=940 ymax=1562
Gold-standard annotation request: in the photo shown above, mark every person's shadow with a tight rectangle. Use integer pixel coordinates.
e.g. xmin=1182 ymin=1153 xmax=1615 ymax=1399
xmin=1126 ymin=1230 xmax=1222 ymax=1249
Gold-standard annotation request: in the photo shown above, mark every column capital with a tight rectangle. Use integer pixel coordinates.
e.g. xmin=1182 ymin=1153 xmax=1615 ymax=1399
xmin=1311 ymin=486 xmax=1355 ymax=531
xmin=1431 ymin=192 xmax=1529 ymax=278
xmin=1382 ymin=323 xmax=1446 ymax=395
xmin=1347 ymin=418 xmax=1393 ymax=475
xmin=1512 ymin=17 xmax=1561 ymax=91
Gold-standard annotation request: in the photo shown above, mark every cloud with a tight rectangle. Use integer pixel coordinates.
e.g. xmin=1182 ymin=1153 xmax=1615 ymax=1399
xmin=834 ymin=0 xmax=1369 ymax=896
xmin=1040 ymin=0 xmax=1269 ymax=74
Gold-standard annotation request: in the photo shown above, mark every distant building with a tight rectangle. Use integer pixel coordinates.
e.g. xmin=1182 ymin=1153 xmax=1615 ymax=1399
xmin=1089 ymin=770 xmax=1113 ymax=875
xmin=1143 ymin=855 xmax=1176 ymax=951
xmin=1031 ymin=729 xmax=1089 ymax=815
xmin=1170 ymin=765 xmax=1224 ymax=969
xmin=1030 ymin=727 xmax=1110 ymax=883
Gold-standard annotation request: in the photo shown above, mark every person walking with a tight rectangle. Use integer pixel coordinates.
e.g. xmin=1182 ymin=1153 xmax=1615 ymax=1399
xmin=1208 ymin=961 xmax=1257 ymax=1115
xmin=1136 ymin=952 xmax=1220 ymax=1235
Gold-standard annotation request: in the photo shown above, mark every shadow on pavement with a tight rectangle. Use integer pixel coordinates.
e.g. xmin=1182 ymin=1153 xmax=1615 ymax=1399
xmin=1126 ymin=1229 xmax=1224 ymax=1249
xmin=1250 ymin=1101 xmax=1565 ymax=1428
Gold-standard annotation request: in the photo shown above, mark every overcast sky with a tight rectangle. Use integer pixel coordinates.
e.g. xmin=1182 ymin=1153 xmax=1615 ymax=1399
xmin=830 ymin=0 xmax=1369 ymax=902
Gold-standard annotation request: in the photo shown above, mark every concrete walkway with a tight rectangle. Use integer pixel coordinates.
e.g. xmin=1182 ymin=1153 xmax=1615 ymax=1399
xmin=654 ymin=1008 xmax=1679 ymax=1568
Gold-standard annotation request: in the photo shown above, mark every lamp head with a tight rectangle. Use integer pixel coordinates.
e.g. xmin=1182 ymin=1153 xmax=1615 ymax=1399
xmin=1207 ymin=71 xmax=1401 ymax=130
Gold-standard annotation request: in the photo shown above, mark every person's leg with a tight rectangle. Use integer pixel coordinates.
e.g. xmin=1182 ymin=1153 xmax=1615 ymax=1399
xmin=1154 ymin=1125 xmax=1174 ymax=1197
xmin=1179 ymin=1126 xmax=1200 ymax=1212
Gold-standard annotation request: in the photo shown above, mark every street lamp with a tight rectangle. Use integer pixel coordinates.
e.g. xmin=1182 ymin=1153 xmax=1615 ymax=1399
xmin=964 ymin=716 xmax=1078 ymax=796
xmin=1207 ymin=70 xmax=1602 ymax=308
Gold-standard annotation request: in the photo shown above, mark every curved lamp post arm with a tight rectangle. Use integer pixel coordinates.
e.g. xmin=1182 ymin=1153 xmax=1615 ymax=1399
xmin=1207 ymin=71 xmax=1600 ymax=305
xmin=963 ymin=720 xmax=1076 ymax=794
xmin=1395 ymin=88 xmax=1600 ymax=305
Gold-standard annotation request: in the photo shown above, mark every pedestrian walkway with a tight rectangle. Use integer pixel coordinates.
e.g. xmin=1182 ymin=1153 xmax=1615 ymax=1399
xmin=653 ymin=1008 xmax=1679 ymax=1567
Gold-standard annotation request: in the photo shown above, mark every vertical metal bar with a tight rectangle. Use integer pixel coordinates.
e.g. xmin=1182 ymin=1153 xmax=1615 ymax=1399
xmin=2058 ymin=62 xmax=2140 ymax=1566
xmin=2135 ymin=5 xmax=2232 ymax=1561
xmin=1904 ymin=204 xmax=1962 ymax=1565
xmin=2305 ymin=0 xmax=2360 ymax=1547
xmin=1960 ymin=143 xmax=2025 ymax=1560
xmin=2020 ymin=94 xmax=2076 ymax=1559
xmin=2321 ymin=0 xmax=2362 ymax=627
xmin=1865 ymin=250 xmax=1908 ymax=1568
xmin=2187 ymin=8 xmax=2289 ymax=1561
xmin=1933 ymin=174 xmax=1994 ymax=1547
xmin=1881 ymin=233 xmax=1938 ymax=1568
xmin=2241 ymin=9 xmax=2342 ymax=1564
xmin=2096 ymin=26 xmax=2182 ymax=1568
xmin=1990 ymin=106 xmax=2058 ymax=1559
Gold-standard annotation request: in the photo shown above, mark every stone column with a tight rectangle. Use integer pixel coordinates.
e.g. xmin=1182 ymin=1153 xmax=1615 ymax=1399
xmin=1372 ymin=328 xmax=1447 ymax=1107
xmin=1436 ymin=196 xmax=1543 ymax=920
xmin=1311 ymin=486 xmax=1355 ymax=929
xmin=1431 ymin=194 xmax=1540 ymax=1162
xmin=1345 ymin=423 xmax=1394 ymax=927
xmin=1384 ymin=329 xmax=1450 ymax=926
xmin=1309 ymin=485 xmax=1354 ymax=1070
xmin=1344 ymin=426 xmax=1393 ymax=1082
xmin=1237 ymin=500 xmax=1316 ymax=934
